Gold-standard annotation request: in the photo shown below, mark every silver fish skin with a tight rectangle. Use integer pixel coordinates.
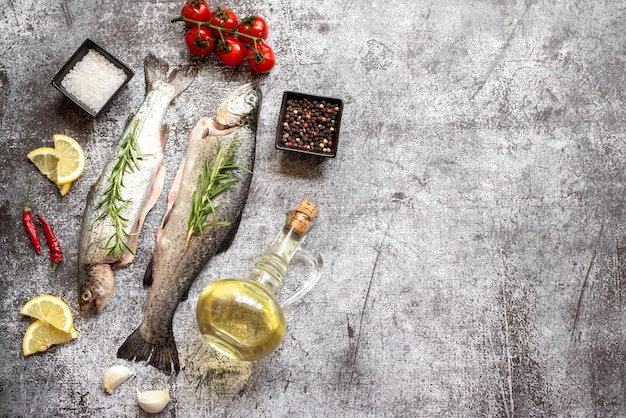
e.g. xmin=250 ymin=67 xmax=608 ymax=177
xmin=117 ymin=83 xmax=260 ymax=373
xmin=78 ymin=54 xmax=197 ymax=313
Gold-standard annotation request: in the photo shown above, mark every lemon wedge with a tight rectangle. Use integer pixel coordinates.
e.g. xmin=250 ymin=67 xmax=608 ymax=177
xmin=58 ymin=182 xmax=72 ymax=196
xmin=26 ymin=148 xmax=70 ymax=195
xmin=27 ymin=134 xmax=85 ymax=196
xmin=26 ymin=147 xmax=59 ymax=183
xmin=22 ymin=319 xmax=78 ymax=357
xmin=52 ymin=134 xmax=85 ymax=185
xmin=19 ymin=294 xmax=74 ymax=333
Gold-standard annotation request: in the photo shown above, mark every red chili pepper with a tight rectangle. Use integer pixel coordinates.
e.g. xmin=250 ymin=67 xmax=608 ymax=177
xmin=35 ymin=214 xmax=62 ymax=271
xmin=22 ymin=181 xmax=41 ymax=255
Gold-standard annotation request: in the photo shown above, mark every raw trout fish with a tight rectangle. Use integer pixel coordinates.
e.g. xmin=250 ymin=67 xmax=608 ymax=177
xmin=78 ymin=54 xmax=197 ymax=313
xmin=117 ymin=83 xmax=261 ymax=373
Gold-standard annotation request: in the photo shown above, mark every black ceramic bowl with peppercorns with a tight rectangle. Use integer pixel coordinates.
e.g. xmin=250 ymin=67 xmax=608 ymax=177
xmin=275 ymin=91 xmax=343 ymax=158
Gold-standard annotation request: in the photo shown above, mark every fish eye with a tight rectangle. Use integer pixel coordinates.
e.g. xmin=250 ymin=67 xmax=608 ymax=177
xmin=245 ymin=91 xmax=258 ymax=108
xmin=81 ymin=291 xmax=92 ymax=302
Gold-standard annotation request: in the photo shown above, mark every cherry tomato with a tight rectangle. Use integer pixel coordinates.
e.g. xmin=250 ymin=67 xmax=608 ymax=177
xmin=237 ymin=16 xmax=269 ymax=45
xmin=216 ymin=36 xmax=247 ymax=67
xmin=185 ymin=26 xmax=216 ymax=57
xmin=208 ymin=8 xmax=239 ymax=38
xmin=181 ymin=0 xmax=211 ymax=27
xmin=247 ymin=42 xmax=275 ymax=74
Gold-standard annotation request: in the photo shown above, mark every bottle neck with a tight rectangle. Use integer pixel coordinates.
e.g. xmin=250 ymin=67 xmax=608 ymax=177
xmin=247 ymin=225 xmax=306 ymax=294
xmin=248 ymin=211 xmax=311 ymax=293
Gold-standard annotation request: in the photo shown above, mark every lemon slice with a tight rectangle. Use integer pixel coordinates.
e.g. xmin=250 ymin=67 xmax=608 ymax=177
xmin=22 ymin=319 xmax=78 ymax=357
xmin=26 ymin=147 xmax=60 ymax=183
xmin=27 ymin=134 xmax=84 ymax=196
xmin=58 ymin=182 xmax=72 ymax=196
xmin=19 ymin=294 xmax=74 ymax=333
xmin=53 ymin=134 xmax=85 ymax=185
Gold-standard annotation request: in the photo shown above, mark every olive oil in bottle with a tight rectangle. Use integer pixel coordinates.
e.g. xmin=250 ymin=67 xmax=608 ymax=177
xmin=196 ymin=200 xmax=320 ymax=361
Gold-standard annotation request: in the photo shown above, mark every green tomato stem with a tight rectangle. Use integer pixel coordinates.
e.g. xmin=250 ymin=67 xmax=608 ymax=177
xmin=173 ymin=14 xmax=267 ymax=52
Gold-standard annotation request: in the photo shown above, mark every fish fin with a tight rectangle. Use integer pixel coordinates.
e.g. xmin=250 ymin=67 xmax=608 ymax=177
xmin=160 ymin=124 xmax=169 ymax=149
xmin=117 ymin=326 xmax=180 ymax=374
xmin=124 ymin=112 xmax=135 ymax=127
xmin=156 ymin=205 xmax=173 ymax=243
xmin=180 ymin=286 xmax=190 ymax=302
xmin=144 ymin=160 xmax=167 ymax=215
xmin=217 ymin=210 xmax=244 ymax=254
xmin=86 ymin=181 xmax=98 ymax=202
xmin=143 ymin=257 xmax=154 ymax=286
xmin=117 ymin=251 xmax=135 ymax=269
xmin=144 ymin=53 xmax=197 ymax=96
xmin=158 ymin=152 xmax=185 ymax=239
xmin=143 ymin=54 xmax=169 ymax=93
xmin=167 ymin=63 xmax=198 ymax=99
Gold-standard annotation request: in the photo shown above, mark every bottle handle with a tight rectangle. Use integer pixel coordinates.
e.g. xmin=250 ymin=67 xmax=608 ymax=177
xmin=281 ymin=240 xmax=323 ymax=320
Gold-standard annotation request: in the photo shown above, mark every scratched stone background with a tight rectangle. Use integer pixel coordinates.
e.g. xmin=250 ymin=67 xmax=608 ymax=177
xmin=1 ymin=0 xmax=626 ymax=416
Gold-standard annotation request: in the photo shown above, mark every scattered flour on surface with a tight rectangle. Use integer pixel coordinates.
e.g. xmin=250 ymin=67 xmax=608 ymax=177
xmin=61 ymin=49 xmax=127 ymax=113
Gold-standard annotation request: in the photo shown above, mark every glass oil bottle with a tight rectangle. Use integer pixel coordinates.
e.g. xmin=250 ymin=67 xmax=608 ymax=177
xmin=196 ymin=200 xmax=322 ymax=361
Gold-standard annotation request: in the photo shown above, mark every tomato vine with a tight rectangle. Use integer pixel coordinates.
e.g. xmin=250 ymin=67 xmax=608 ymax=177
xmin=172 ymin=1 xmax=275 ymax=73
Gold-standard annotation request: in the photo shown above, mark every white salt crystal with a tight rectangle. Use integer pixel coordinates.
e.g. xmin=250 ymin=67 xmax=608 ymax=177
xmin=61 ymin=49 xmax=127 ymax=114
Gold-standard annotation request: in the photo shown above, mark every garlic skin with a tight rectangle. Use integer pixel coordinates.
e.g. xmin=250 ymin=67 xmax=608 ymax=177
xmin=102 ymin=365 xmax=135 ymax=394
xmin=136 ymin=389 xmax=170 ymax=413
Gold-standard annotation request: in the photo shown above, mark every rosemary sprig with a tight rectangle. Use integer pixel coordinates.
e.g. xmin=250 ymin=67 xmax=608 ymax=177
xmin=186 ymin=137 xmax=250 ymax=247
xmin=96 ymin=120 xmax=148 ymax=259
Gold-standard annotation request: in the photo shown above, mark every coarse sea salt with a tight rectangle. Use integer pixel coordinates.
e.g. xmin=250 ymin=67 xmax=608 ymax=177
xmin=61 ymin=49 xmax=127 ymax=113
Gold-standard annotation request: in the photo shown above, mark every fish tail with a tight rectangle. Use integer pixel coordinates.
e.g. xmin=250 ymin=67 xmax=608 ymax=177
xmin=142 ymin=257 xmax=154 ymax=286
xmin=144 ymin=54 xmax=198 ymax=97
xmin=167 ymin=64 xmax=198 ymax=98
xmin=143 ymin=54 xmax=169 ymax=93
xmin=117 ymin=325 xmax=180 ymax=374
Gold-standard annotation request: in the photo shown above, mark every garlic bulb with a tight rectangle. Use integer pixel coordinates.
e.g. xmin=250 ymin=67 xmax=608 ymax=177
xmin=102 ymin=365 xmax=135 ymax=394
xmin=136 ymin=389 xmax=170 ymax=414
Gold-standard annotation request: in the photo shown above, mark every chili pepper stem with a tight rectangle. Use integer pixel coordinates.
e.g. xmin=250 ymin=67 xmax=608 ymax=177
xmin=24 ymin=181 xmax=32 ymax=212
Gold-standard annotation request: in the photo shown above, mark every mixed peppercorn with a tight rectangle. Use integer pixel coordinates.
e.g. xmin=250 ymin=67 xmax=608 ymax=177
xmin=277 ymin=96 xmax=341 ymax=156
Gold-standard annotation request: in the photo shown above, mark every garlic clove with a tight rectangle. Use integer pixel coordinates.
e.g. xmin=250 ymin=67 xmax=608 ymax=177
xmin=102 ymin=364 xmax=135 ymax=394
xmin=136 ymin=388 xmax=170 ymax=414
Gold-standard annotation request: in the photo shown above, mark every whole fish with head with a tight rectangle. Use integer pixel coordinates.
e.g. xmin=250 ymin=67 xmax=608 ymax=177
xmin=117 ymin=83 xmax=261 ymax=373
xmin=78 ymin=54 xmax=197 ymax=313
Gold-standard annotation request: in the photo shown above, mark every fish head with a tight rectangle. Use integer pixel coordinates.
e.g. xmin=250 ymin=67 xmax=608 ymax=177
xmin=216 ymin=83 xmax=261 ymax=128
xmin=79 ymin=264 xmax=116 ymax=313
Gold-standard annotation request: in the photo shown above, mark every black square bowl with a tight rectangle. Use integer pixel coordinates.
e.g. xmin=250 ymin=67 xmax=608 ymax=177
xmin=275 ymin=91 xmax=344 ymax=158
xmin=51 ymin=39 xmax=134 ymax=117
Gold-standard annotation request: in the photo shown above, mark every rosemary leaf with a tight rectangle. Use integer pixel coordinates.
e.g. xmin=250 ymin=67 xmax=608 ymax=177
xmin=185 ymin=138 xmax=247 ymax=247
xmin=96 ymin=119 xmax=147 ymax=259
xmin=210 ymin=179 xmax=239 ymax=197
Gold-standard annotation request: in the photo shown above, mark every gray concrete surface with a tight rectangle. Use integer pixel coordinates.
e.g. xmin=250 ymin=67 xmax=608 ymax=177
xmin=1 ymin=0 xmax=626 ymax=416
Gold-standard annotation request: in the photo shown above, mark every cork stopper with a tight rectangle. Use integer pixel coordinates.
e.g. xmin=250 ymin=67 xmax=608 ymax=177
xmin=287 ymin=200 xmax=318 ymax=235
xmin=296 ymin=200 xmax=318 ymax=220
